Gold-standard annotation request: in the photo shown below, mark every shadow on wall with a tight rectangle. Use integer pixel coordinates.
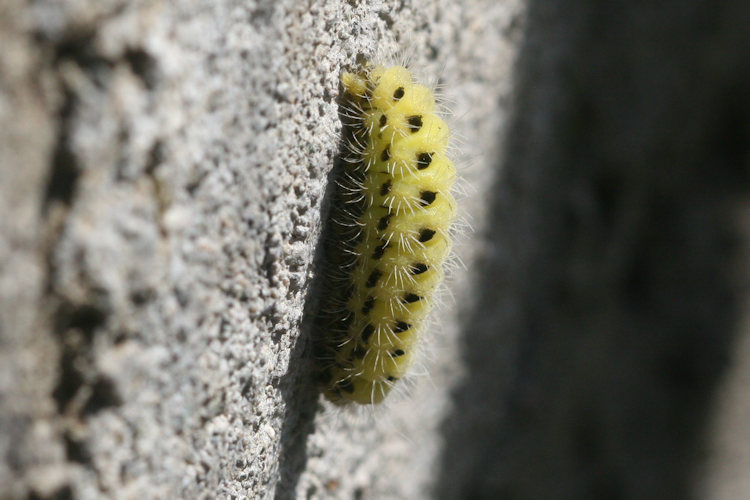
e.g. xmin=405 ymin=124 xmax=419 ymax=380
xmin=275 ymin=81 xmax=354 ymax=500
xmin=437 ymin=1 xmax=750 ymax=499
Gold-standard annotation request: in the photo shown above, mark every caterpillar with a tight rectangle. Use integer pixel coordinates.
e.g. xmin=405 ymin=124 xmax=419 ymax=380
xmin=314 ymin=63 xmax=456 ymax=405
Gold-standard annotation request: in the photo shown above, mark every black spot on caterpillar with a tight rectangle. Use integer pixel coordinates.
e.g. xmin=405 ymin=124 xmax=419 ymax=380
xmin=372 ymin=241 xmax=388 ymax=260
xmin=362 ymin=296 xmax=375 ymax=314
xmin=361 ymin=324 xmax=375 ymax=344
xmin=381 ymin=146 xmax=391 ymax=162
xmin=418 ymin=228 xmax=436 ymax=242
xmin=407 ymin=115 xmax=423 ymax=132
xmin=420 ymin=190 xmax=437 ymax=206
xmin=393 ymin=321 xmax=411 ymax=333
xmin=416 ymin=152 xmax=433 ymax=170
xmin=366 ymin=268 xmax=383 ymax=287
xmin=411 ymin=263 xmax=429 ymax=275
xmin=338 ymin=380 xmax=355 ymax=393
xmin=402 ymin=293 xmax=421 ymax=303
xmin=377 ymin=214 xmax=392 ymax=231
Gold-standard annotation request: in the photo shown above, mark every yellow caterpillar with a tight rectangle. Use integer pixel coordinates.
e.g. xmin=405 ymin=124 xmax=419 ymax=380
xmin=314 ymin=64 xmax=456 ymax=404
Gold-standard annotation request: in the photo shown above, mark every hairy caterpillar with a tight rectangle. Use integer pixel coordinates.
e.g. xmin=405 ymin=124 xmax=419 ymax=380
xmin=314 ymin=63 xmax=456 ymax=405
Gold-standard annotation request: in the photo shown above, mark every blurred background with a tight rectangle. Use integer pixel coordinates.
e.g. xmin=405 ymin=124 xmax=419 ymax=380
xmin=438 ymin=2 xmax=750 ymax=499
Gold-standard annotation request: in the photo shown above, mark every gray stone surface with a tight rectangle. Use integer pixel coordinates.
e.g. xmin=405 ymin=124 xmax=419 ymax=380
xmin=0 ymin=1 xmax=522 ymax=498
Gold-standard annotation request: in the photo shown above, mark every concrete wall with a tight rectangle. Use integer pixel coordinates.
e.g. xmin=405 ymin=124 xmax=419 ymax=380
xmin=1 ymin=0 xmax=748 ymax=499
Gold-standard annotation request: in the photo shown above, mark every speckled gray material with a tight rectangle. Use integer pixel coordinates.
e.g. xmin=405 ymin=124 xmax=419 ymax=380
xmin=0 ymin=1 xmax=523 ymax=498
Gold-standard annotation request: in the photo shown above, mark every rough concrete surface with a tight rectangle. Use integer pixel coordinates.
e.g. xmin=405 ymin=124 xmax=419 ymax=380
xmin=2 ymin=0 xmax=750 ymax=499
xmin=1 ymin=1 xmax=523 ymax=498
